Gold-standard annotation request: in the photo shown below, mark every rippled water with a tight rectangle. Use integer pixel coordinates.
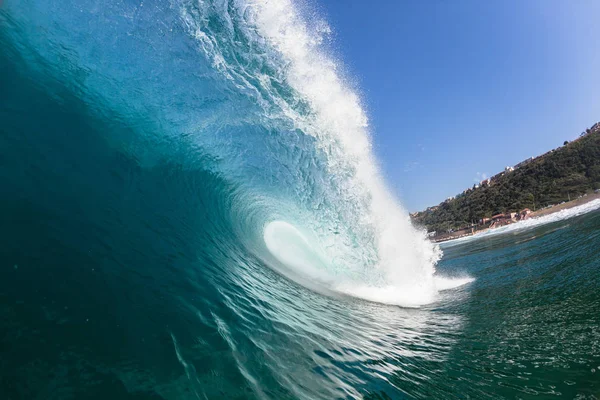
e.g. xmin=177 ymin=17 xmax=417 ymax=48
xmin=2 ymin=0 xmax=600 ymax=398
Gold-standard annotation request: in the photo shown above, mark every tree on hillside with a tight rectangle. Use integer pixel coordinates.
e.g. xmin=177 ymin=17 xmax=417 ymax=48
xmin=412 ymin=129 xmax=600 ymax=232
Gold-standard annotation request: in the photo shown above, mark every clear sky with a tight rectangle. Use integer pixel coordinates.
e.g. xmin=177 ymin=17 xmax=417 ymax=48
xmin=317 ymin=0 xmax=600 ymax=212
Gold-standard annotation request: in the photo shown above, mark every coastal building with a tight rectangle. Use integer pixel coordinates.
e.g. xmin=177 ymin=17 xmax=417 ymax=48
xmin=488 ymin=212 xmax=519 ymax=229
xmin=505 ymin=166 xmax=514 ymax=173
xmin=515 ymin=157 xmax=534 ymax=169
xmin=520 ymin=208 xmax=532 ymax=220
xmin=580 ymin=122 xmax=600 ymax=138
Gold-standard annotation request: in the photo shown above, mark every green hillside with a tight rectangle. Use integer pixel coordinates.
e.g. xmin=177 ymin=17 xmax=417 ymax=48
xmin=412 ymin=123 xmax=600 ymax=233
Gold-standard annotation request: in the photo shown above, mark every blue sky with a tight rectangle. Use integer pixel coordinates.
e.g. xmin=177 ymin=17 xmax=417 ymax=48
xmin=318 ymin=0 xmax=600 ymax=211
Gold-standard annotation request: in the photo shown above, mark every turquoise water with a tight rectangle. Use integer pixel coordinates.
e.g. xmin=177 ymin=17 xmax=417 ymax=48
xmin=2 ymin=1 xmax=600 ymax=398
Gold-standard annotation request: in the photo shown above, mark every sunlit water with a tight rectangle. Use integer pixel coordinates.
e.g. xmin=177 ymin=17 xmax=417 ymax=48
xmin=1 ymin=1 xmax=600 ymax=399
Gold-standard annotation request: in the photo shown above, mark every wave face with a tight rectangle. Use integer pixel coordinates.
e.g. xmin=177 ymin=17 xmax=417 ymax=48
xmin=3 ymin=0 xmax=444 ymax=306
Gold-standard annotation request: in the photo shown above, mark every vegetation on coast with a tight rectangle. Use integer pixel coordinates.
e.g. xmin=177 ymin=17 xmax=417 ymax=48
xmin=412 ymin=123 xmax=600 ymax=233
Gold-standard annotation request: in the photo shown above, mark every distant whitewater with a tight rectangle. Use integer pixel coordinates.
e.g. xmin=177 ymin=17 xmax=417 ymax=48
xmin=441 ymin=198 xmax=600 ymax=247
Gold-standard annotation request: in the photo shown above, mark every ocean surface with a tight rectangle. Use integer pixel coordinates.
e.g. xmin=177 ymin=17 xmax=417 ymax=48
xmin=1 ymin=1 xmax=600 ymax=399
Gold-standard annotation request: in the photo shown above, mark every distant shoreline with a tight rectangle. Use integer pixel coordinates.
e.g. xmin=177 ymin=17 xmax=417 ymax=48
xmin=412 ymin=122 xmax=600 ymax=237
xmin=431 ymin=191 xmax=600 ymax=243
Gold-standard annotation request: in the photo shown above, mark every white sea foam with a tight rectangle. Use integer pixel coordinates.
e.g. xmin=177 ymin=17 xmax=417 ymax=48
xmin=263 ymin=219 xmax=472 ymax=307
xmin=433 ymin=276 xmax=475 ymax=291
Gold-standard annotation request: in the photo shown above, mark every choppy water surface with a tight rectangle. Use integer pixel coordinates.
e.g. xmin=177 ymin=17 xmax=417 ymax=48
xmin=1 ymin=1 xmax=600 ymax=398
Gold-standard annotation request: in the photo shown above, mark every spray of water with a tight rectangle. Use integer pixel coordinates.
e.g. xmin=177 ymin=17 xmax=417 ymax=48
xmin=242 ymin=0 xmax=470 ymax=306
